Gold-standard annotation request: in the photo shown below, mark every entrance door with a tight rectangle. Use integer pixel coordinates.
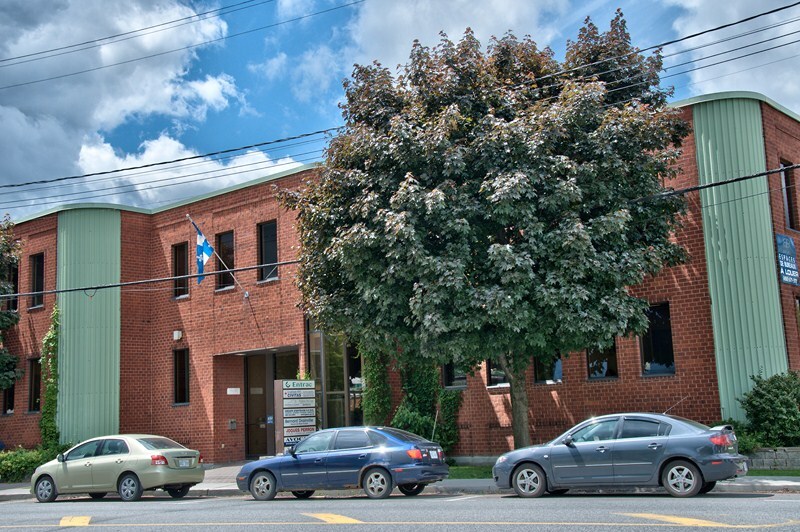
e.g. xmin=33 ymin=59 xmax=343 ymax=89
xmin=246 ymin=355 xmax=273 ymax=458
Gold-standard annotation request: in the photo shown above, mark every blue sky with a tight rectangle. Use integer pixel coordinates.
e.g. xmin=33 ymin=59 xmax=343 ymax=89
xmin=2 ymin=0 xmax=800 ymax=219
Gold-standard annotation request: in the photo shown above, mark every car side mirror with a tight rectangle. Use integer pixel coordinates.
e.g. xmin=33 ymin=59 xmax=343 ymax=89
xmin=284 ymin=446 xmax=295 ymax=456
xmin=57 ymin=453 xmax=64 ymax=463
xmin=562 ymin=435 xmax=574 ymax=447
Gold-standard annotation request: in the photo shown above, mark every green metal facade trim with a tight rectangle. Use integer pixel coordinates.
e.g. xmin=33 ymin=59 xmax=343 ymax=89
xmin=56 ymin=209 xmax=121 ymax=443
xmin=693 ymin=98 xmax=788 ymax=421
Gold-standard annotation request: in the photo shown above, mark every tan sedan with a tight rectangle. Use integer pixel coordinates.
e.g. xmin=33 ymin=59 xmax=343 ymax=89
xmin=31 ymin=435 xmax=204 ymax=502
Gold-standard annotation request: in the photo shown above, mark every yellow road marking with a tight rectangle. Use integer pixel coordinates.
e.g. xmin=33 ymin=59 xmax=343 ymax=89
xmin=303 ymin=513 xmax=364 ymax=524
xmin=59 ymin=516 xmax=91 ymax=527
xmin=619 ymin=513 xmax=796 ymax=529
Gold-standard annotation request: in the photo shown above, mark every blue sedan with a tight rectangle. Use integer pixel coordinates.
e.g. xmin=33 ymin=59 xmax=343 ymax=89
xmin=493 ymin=413 xmax=748 ymax=498
xmin=236 ymin=427 xmax=448 ymax=500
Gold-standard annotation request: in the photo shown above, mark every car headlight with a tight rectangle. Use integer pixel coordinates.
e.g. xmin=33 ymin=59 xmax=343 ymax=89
xmin=496 ymin=456 xmax=507 ymax=464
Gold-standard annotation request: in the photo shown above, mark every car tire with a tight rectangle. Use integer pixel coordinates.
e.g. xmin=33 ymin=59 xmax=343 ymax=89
xmin=167 ymin=486 xmax=191 ymax=498
xmin=547 ymin=489 xmax=569 ymax=496
xmin=662 ymin=460 xmax=703 ymax=498
xmin=291 ymin=490 xmax=315 ymax=499
xmin=250 ymin=471 xmax=277 ymax=501
xmin=512 ymin=463 xmax=547 ymax=498
xmin=699 ymin=481 xmax=717 ymax=494
xmin=118 ymin=473 xmax=143 ymax=502
xmin=88 ymin=492 xmax=107 ymax=499
xmin=363 ymin=468 xmax=392 ymax=499
xmin=34 ymin=476 xmax=58 ymax=503
xmin=398 ymin=484 xmax=425 ymax=496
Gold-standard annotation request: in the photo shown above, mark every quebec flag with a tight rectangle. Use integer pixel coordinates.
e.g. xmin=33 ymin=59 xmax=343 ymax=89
xmin=192 ymin=221 xmax=214 ymax=284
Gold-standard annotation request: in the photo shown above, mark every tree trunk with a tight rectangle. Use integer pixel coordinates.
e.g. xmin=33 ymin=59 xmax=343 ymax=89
xmin=497 ymin=352 xmax=531 ymax=449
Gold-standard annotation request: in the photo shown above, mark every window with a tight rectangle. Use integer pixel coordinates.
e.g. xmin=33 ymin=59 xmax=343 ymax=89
xmin=618 ymin=419 xmax=661 ymax=439
xmin=443 ymin=362 xmax=467 ymax=387
xmin=294 ymin=431 xmax=335 ymax=453
xmin=215 ymin=231 xmax=235 ymax=289
xmin=29 ymin=253 xmax=44 ymax=308
xmin=65 ymin=440 xmax=102 ymax=461
xmin=534 ymin=354 xmax=562 ymax=384
xmin=587 ymin=342 xmax=618 ymax=379
xmin=2 ymin=262 xmax=18 ymax=311
xmin=2 ymin=384 xmax=13 ymax=415
xmin=173 ymin=348 xmax=189 ymax=404
xmin=641 ymin=302 xmax=675 ymax=375
xmin=28 ymin=359 xmax=41 ymax=412
xmin=172 ymin=242 xmax=189 ymax=298
xmin=485 ymin=359 xmax=508 ymax=386
xmin=571 ymin=418 xmax=618 ymax=443
xmin=334 ymin=430 xmax=371 ymax=450
xmin=781 ymin=161 xmax=799 ymax=229
xmin=100 ymin=439 xmax=130 ymax=455
xmin=257 ymin=221 xmax=278 ymax=281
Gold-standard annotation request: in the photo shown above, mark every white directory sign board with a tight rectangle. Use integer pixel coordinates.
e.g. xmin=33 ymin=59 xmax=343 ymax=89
xmin=274 ymin=380 xmax=318 ymax=452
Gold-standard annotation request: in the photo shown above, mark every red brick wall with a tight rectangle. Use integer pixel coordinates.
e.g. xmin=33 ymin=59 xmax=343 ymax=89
xmin=0 ymin=213 xmax=58 ymax=448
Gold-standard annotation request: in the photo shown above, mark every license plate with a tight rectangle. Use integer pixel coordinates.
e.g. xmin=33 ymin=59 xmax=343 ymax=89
xmin=177 ymin=458 xmax=191 ymax=468
xmin=430 ymin=450 xmax=439 ymax=460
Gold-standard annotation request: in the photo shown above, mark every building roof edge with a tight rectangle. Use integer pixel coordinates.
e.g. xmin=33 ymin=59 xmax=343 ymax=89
xmin=671 ymin=91 xmax=800 ymax=123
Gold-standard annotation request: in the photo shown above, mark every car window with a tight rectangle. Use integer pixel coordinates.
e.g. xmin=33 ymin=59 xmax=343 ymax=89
xmin=100 ymin=439 xmax=130 ymax=455
xmin=571 ymin=419 xmax=618 ymax=443
xmin=136 ymin=437 xmax=185 ymax=450
xmin=368 ymin=430 xmax=389 ymax=446
xmin=334 ymin=430 xmax=372 ymax=450
xmin=619 ymin=419 xmax=661 ymax=439
xmin=379 ymin=428 xmax=426 ymax=442
xmin=66 ymin=440 xmax=102 ymax=461
xmin=294 ymin=431 xmax=334 ymax=454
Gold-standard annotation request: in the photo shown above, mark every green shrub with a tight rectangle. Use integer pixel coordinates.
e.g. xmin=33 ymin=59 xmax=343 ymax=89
xmin=739 ymin=371 xmax=800 ymax=447
xmin=391 ymin=402 xmax=435 ymax=439
xmin=362 ymin=348 xmax=392 ymax=425
xmin=0 ymin=444 xmax=70 ymax=483
xmin=436 ymin=388 xmax=463 ymax=453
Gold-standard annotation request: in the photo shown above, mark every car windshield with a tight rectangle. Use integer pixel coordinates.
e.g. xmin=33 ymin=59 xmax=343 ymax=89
xmin=136 ymin=437 xmax=185 ymax=450
xmin=379 ymin=428 xmax=427 ymax=443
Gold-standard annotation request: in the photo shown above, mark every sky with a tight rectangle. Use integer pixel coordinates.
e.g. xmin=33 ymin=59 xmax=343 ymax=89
xmin=2 ymin=0 xmax=800 ymax=220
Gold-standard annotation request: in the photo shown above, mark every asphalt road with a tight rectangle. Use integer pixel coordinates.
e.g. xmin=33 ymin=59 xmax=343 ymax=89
xmin=2 ymin=491 xmax=799 ymax=531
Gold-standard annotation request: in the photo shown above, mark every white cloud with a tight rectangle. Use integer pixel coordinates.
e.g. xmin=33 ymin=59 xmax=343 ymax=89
xmin=248 ymin=52 xmax=289 ymax=81
xmin=291 ymin=45 xmax=338 ymax=102
xmin=665 ymin=0 xmax=800 ymax=110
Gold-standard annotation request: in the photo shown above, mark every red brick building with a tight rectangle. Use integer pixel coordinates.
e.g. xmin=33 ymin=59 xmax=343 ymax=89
xmin=2 ymin=91 xmax=800 ymax=462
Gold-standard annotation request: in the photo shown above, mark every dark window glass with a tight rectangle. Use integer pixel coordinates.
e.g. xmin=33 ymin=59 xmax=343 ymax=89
xmin=571 ymin=419 xmax=618 ymax=443
xmin=215 ymin=231 xmax=235 ymax=289
xmin=587 ymin=342 xmax=618 ymax=379
xmin=29 ymin=253 xmax=44 ymax=308
xmin=367 ymin=430 xmax=389 ymax=446
xmin=443 ymin=363 xmax=467 ymax=387
xmin=379 ymin=427 xmax=426 ymax=442
xmin=257 ymin=221 xmax=278 ymax=281
xmin=172 ymin=242 xmax=189 ymax=298
xmin=534 ymin=354 xmax=562 ymax=383
xmin=641 ymin=303 xmax=675 ymax=375
xmin=28 ymin=359 xmax=41 ymax=412
xmin=100 ymin=439 xmax=130 ymax=455
xmin=781 ymin=161 xmax=799 ymax=229
xmin=174 ymin=348 xmax=189 ymax=404
xmin=619 ymin=419 xmax=661 ymax=439
xmin=2 ymin=263 xmax=18 ymax=312
xmin=486 ymin=359 xmax=508 ymax=386
xmin=334 ymin=430 xmax=371 ymax=450
xmin=66 ymin=440 xmax=102 ymax=460
xmin=136 ymin=437 xmax=185 ymax=450
xmin=2 ymin=384 xmax=14 ymax=415
xmin=294 ymin=431 xmax=335 ymax=453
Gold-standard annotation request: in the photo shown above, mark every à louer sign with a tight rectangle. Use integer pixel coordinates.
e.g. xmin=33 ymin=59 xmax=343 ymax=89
xmin=777 ymin=234 xmax=799 ymax=285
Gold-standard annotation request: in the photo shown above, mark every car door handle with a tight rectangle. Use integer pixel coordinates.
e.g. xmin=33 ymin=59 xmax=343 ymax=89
xmin=314 ymin=458 xmax=323 ymax=463
xmin=84 ymin=462 xmax=92 ymax=467
xmin=595 ymin=446 xmax=608 ymax=453
xmin=115 ymin=459 xmax=124 ymax=464
xmin=358 ymin=454 xmax=367 ymax=459
xmin=648 ymin=443 xmax=662 ymax=450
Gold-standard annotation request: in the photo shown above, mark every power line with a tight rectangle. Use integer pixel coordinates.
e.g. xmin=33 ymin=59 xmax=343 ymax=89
xmin=0 ymin=0 xmax=272 ymax=66
xmin=0 ymin=0 xmax=365 ymax=91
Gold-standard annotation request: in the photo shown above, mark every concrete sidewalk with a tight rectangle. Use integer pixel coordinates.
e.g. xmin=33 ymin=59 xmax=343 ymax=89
xmin=4 ymin=462 xmax=800 ymax=502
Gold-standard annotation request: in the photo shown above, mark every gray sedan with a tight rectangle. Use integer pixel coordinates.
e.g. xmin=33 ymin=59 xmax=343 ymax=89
xmin=493 ymin=413 xmax=748 ymax=497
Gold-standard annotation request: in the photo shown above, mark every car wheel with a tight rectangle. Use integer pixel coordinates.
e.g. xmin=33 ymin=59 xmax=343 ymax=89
xmin=34 ymin=476 xmax=58 ymax=503
xmin=699 ymin=481 xmax=717 ymax=494
xmin=363 ymin=468 xmax=392 ymax=499
xmin=398 ymin=484 xmax=425 ymax=496
xmin=512 ymin=463 xmax=547 ymax=498
xmin=167 ymin=486 xmax=191 ymax=498
xmin=291 ymin=490 xmax=315 ymax=499
xmin=118 ymin=473 xmax=143 ymax=502
xmin=547 ymin=489 xmax=569 ymax=496
xmin=250 ymin=471 xmax=277 ymax=501
xmin=88 ymin=492 xmax=107 ymax=499
xmin=662 ymin=460 xmax=703 ymax=498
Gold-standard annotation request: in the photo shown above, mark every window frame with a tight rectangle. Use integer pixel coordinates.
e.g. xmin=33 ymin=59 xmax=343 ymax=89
xmin=442 ymin=362 xmax=467 ymax=388
xmin=2 ymin=384 xmax=14 ymax=415
xmin=640 ymin=302 xmax=676 ymax=376
xmin=587 ymin=341 xmax=618 ymax=380
xmin=28 ymin=358 xmax=41 ymax=412
xmin=485 ymin=359 xmax=508 ymax=387
xmin=257 ymin=220 xmax=279 ymax=282
xmin=2 ymin=262 xmax=18 ymax=312
xmin=29 ymin=252 xmax=44 ymax=308
xmin=781 ymin=160 xmax=799 ymax=230
xmin=172 ymin=242 xmax=189 ymax=299
xmin=533 ymin=354 xmax=562 ymax=384
xmin=215 ymin=231 xmax=235 ymax=290
xmin=173 ymin=348 xmax=190 ymax=405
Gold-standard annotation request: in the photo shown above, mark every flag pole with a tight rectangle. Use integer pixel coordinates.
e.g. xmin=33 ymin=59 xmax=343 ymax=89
xmin=186 ymin=214 xmax=250 ymax=299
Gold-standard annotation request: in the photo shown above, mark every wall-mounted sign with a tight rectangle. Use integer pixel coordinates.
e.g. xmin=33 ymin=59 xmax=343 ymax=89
xmin=777 ymin=234 xmax=799 ymax=285
xmin=284 ymin=425 xmax=316 ymax=436
xmin=274 ymin=379 xmax=319 ymax=453
xmin=283 ymin=380 xmax=316 ymax=389
xmin=226 ymin=388 xmax=240 ymax=395
xmin=283 ymin=398 xmax=315 ymax=408
xmin=284 ymin=416 xmax=316 ymax=427
xmin=282 ymin=389 xmax=315 ymax=399
xmin=284 ymin=408 xmax=316 ymax=418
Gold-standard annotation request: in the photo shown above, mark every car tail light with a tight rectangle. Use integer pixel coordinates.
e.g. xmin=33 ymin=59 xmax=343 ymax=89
xmin=406 ymin=449 xmax=423 ymax=461
xmin=199 ymin=454 xmax=204 ymax=464
xmin=709 ymin=433 xmax=732 ymax=447
xmin=151 ymin=455 xmax=168 ymax=466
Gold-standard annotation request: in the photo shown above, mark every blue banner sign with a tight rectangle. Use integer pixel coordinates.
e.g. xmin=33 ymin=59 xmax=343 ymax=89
xmin=776 ymin=234 xmax=799 ymax=285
